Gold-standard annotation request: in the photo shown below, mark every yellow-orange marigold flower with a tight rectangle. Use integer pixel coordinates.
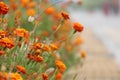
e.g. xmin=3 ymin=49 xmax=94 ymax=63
xmin=0 ymin=30 xmax=7 ymax=39
xmin=42 ymin=73 xmax=48 ymax=80
xmin=33 ymin=42 xmax=43 ymax=49
xmin=50 ymin=44 xmax=58 ymax=51
xmin=73 ymin=22 xmax=84 ymax=32
xmin=35 ymin=55 xmax=43 ymax=63
xmin=14 ymin=28 xmax=29 ymax=39
xmin=45 ymin=7 xmax=55 ymax=15
xmin=55 ymin=60 xmax=66 ymax=73
xmin=0 ymin=2 xmax=9 ymax=15
xmin=0 ymin=37 xmax=14 ymax=49
xmin=16 ymin=65 xmax=26 ymax=74
xmin=61 ymin=12 xmax=70 ymax=20
xmin=56 ymin=72 xmax=62 ymax=80
xmin=0 ymin=72 xmax=23 ymax=80
xmin=26 ymin=8 xmax=36 ymax=16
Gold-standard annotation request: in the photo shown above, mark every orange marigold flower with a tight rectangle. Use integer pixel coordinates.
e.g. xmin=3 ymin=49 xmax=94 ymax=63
xmin=56 ymin=72 xmax=62 ymax=80
xmin=0 ymin=37 xmax=14 ymax=49
xmin=61 ymin=12 xmax=70 ymax=20
xmin=14 ymin=28 xmax=29 ymax=39
xmin=45 ymin=7 xmax=55 ymax=15
xmin=35 ymin=55 xmax=43 ymax=63
xmin=26 ymin=8 xmax=36 ymax=16
xmin=0 ymin=30 xmax=7 ymax=38
xmin=55 ymin=60 xmax=66 ymax=73
xmin=33 ymin=42 xmax=43 ymax=49
xmin=0 ymin=2 xmax=9 ymax=15
xmin=73 ymin=22 xmax=84 ymax=32
xmin=16 ymin=65 xmax=26 ymax=74
xmin=0 ymin=50 xmax=6 ymax=56
xmin=42 ymin=73 xmax=48 ymax=80
xmin=50 ymin=44 xmax=58 ymax=51
xmin=0 ymin=72 xmax=23 ymax=80
xmin=81 ymin=50 xmax=86 ymax=59
xmin=9 ymin=73 xmax=23 ymax=80
xmin=43 ymin=44 xmax=51 ymax=52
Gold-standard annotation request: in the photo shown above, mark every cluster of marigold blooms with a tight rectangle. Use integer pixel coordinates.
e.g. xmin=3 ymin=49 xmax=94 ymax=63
xmin=0 ymin=0 xmax=85 ymax=80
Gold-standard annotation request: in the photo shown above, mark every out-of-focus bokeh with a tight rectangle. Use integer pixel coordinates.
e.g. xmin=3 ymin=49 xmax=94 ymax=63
xmin=60 ymin=0 xmax=120 ymax=79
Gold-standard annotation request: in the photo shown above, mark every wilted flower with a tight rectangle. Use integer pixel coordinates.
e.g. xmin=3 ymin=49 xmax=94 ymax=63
xmin=45 ymin=67 xmax=55 ymax=75
xmin=81 ymin=50 xmax=86 ymax=59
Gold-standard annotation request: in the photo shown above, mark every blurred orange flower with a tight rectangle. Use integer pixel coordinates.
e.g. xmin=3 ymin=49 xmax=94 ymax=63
xmin=0 ymin=30 xmax=7 ymax=39
xmin=14 ymin=28 xmax=29 ymax=39
xmin=61 ymin=12 xmax=70 ymax=20
xmin=45 ymin=7 xmax=55 ymax=15
xmin=50 ymin=43 xmax=58 ymax=51
xmin=16 ymin=65 xmax=26 ymax=74
xmin=0 ymin=37 xmax=14 ymax=49
xmin=81 ymin=50 xmax=86 ymax=59
xmin=73 ymin=22 xmax=84 ymax=32
xmin=27 ymin=1 xmax=36 ymax=8
xmin=56 ymin=72 xmax=62 ymax=80
xmin=55 ymin=60 xmax=66 ymax=73
xmin=0 ymin=72 xmax=23 ymax=80
xmin=0 ymin=2 xmax=9 ymax=15
xmin=42 ymin=73 xmax=48 ymax=80
xmin=20 ymin=0 xmax=30 ymax=7
xmin=26 ymin=8 xmax=36 ymax=16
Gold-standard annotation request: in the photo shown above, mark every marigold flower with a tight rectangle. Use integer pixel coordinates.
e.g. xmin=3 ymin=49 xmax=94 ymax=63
xmin=16 ymin=65 xmax=26 ymax=74
xmin=45 ymin=7 xmax=55 ymax=15
xmin=55 ymin=60 xmax=66 ymax=73
xmin=0 ymin=50 xmax=6 ymax=56
xmin=56 ymin=72 xmax=62 ymax=80
xmin=50 ymin=44 xmax=58 ymax=51
xmin=35 ymin=55 xmax=43 ymax=63
xmin=33 ymin=42 xmax=43 ymax=49
xmin=9 ymin=73 xmax=23 ymax=80
xmin=0 ymin=37 xmax=14 ymax=49
xmin=0 ymin=72 xmax=23 ymax=80
xmin=73 ymin=22 xmax=84 ymax=32
xmin=43 ymin=44 xmax=51 ymax=52
xmin=14 ymin=28 xmax=29 ymax=39
xmin=61 ymin=12 xmax=70 ymax=20
xmin=0 ymin=30 xmax=7 ymax=39
xmin=0 ymin=2 xmax=9 ymax=15
xmin=26 ymin=8 xmax=36 ymax=16
xmin=42 ymin=73 xmax=48 ymax=80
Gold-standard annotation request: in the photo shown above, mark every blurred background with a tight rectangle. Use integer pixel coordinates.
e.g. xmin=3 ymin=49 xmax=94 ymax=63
xmin=52 ymin=0 xmax=120 ymax=79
